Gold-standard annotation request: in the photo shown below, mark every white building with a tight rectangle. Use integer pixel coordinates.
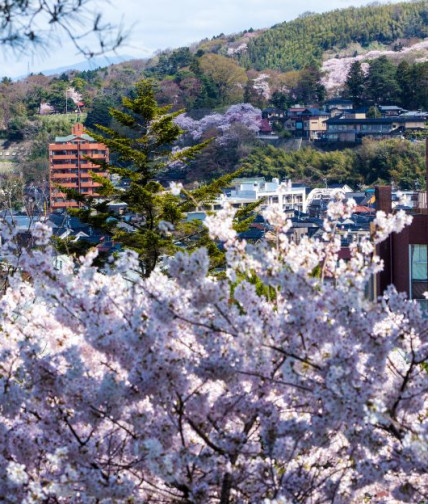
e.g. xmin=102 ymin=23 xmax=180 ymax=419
xmin=306 ymin=185 xmax=354 ymax=208
xmin=215 ymin=177 xmax=308 ymax=213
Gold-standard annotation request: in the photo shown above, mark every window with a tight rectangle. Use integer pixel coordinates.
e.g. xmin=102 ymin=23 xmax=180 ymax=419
xmin=410 ymin=244 xmax=428 ymax=299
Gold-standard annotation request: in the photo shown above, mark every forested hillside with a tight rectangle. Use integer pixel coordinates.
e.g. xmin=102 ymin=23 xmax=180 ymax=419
xmin=239 ymin=139 xmax=427 ymax=189
xmin=239 ymin=1 xmax=428 ymax=71
xmin=0 ymin=0 xmax=427 ymax=190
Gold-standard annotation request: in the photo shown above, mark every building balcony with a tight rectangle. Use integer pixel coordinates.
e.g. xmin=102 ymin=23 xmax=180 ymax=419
xmin=50 ymin=155 xmax=78 ymax=160
xmin=50 ymin=144 xmax=78 ymax=151
xmin=80 ymin=162 xmax=98 ymax=169
xmin=80 ymin=182 xmax=102 ymax=188
xmin=54 ymin=182 xmax=78 ymax=189
xmin=51 ymin=163 xmax=78 ymax=169
xmin=50 ymin=173 xmax=79 ymax=180
xmin=79 ymin=143 xmax=98 ymax=149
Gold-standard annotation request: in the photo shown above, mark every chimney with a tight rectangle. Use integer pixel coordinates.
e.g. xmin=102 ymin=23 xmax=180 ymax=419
xmin=375 ymin=186 xmax=392 ymax=213
xmin=374 ymin=185 xmax=392 ymax=296
xmin=71 ymin=123 xmax=84 ymax=136
xmin=426 ymin=138 xmax=428 ymax=208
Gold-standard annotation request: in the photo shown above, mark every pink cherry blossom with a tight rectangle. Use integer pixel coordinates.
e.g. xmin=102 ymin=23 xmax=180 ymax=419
xmin=0 ymin=200 xmax=426 ymax=503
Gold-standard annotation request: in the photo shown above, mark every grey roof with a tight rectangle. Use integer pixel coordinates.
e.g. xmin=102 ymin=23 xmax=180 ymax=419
xmin=238 ymin=228 xmax=265 ymax=241
xmin=400 ymin=111 xmax=428 ymax=117
xmin=379 ymin=105 xmax=407 ymax=111
xmin=326 ymin=116 xmax=426 ymax=125
xmin=301 ymin=108 xmax=329 ymax=116
xmin=54 ymin=133 xmax=95 ymax=143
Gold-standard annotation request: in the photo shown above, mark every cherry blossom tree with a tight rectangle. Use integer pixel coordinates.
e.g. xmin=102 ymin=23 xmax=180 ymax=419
xmin=175 ymin=103 xmax=262 ymax=146
xmin=0 ymin=198 xmax=428 ymax=503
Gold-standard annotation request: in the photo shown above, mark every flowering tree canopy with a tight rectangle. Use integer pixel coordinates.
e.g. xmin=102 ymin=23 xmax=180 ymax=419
xmin=175 ymin=103 xmax=262 ymax=145
xmin=1 ymin=199 xmax=428 ymax=504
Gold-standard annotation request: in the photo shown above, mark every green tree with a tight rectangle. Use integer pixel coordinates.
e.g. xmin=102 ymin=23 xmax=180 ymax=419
xmin=84 ymin=96 xmax=115 ymax=130
xmin=269 ymin=90 xmax=291 ymax=110
xmin=366 ymin=106 xmax=381 ymax=118
xmin=62 ymin=80 xmax=240 ymax=276
xmin=198 ymin=53 xmax=248 ymax=104
xmin=396 ymin=61 xmax=415 ymax=109
xmin=345 ymin=61 xmax=365 ymax=107
xmin=365 ymin=56 xmax=401 ymax=105
xmin=293 ymin=67 xmax=325 ymax=104
xmin=413 ymin=62 xmax=428 ymax=111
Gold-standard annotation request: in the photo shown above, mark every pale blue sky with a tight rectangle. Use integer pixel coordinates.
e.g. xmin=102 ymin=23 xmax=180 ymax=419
xmin=0 ymin=0 xmax=411 ymax=78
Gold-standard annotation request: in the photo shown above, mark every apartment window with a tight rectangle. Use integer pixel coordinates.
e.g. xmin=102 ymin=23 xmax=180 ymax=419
xmin=410 ymin=244 xmax=428 ymax=299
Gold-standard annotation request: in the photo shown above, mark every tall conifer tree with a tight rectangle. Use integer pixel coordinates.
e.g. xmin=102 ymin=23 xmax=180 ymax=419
xmin=345 ymin=61 xmax=365 ymax=107
xmin=59 ymin=80 xmax=247 ymax=276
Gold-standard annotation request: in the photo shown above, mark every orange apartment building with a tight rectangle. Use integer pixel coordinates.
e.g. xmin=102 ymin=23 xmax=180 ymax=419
xmin=49 ymin=123 xmax=109 ymax=210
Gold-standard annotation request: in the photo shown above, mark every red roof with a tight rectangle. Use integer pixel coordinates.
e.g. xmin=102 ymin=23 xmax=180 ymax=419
xmin=353 ymin=206 xmax=373 ymax=214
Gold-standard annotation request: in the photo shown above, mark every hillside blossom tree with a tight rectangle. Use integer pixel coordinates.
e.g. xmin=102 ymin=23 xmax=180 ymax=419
xmin=1 ymin=198 xmax=428 ymax=503
xmin=174 ymin=103 xmax=262 ymax=145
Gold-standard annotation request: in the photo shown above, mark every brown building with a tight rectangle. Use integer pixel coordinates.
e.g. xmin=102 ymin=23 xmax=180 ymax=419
xmin=376 ymin=140 xmax=428 ymax=314
xmin=284 ymin=108 xmax=329 ymax=140
xmin=49 ymin=123 xmax=109 ymax=211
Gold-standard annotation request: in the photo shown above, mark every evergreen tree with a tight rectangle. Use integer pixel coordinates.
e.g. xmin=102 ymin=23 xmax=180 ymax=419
xmin=413 ymin=62 xmax=428 ymax=111
xmin=84 ymin=96 xmax=115 ymax=130
xmin=344 ymin=61 xmax=365 ymax=107
xmin=60 ymin=80 xmax=245 ymax=276
xmin=293 ymin=66 xmax=325 ymax=104
xmin=396 ymin=61 xmax=415 ymax=109
xmin=365 ymin=56 xmax=401 ymax=105
xmin=366 ymin=106 xmax=381 ymax=118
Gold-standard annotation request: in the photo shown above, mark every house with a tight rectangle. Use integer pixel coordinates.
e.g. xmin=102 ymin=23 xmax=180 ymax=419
xmin=306 ymin=184 xmax=354 ymax=218
xmin=262 ymin=107 xmax=286 ymax=121
xmin=47 ymin=212 xmax=118 ymax=255
xmin=375 ymin=140 xmax=428 ymax=315
xmin=284 ymin=108 xmax=330 ymax=140
xmin=323 ymin=115 xmax=427 ymax=143
xmin=49 ymin=123 xmax=109 ymax=210
xmin=378 ymin=105 xmax=408 ymax=117
xmin=215 ymin=177 xmax=308 ymax=213
xmin=324 ymin=98 xmax=353 ymax=113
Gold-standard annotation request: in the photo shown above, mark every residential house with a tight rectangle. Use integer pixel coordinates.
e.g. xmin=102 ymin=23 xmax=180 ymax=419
xmin=323 ymin=115 xmax=427 ymax=143
xmin=284 ymin=108 xmax=330 ymax=140
xmin=324 ymin=98 xmax=353 ymax=115
xmin=378 ymin=105 xmax=408 ymax=117
xmin=306 ymin=184 xmax=354 ymax=218
xmin=215 ymin=177 xmax=308 ymax=213
xmin=262 ymin=107 xmax=286 ymax=121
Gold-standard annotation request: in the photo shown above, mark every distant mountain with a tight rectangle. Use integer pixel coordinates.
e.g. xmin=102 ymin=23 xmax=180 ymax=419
xmin=24 ymin=54 xmax=137 ymax=77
